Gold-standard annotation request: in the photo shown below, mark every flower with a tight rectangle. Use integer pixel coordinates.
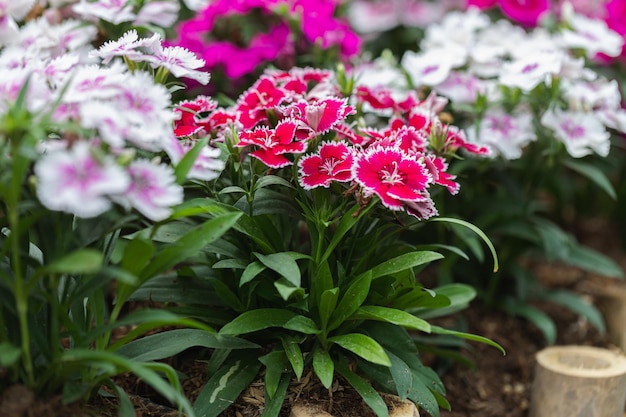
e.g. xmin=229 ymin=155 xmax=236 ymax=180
xmin=72 ymin=0 xmax=136 ymax=24
xmin=237 ymin=118 xmax=305 ymax=168
xmin=34 ymin=142 xmax=130 ymax=218
xmin=540 ymin=107 xmax=611 ymax=157
xmin=498 ymin=0 xmax=550 ymax=26
xmin=466 ymin=109 xmax=536 ymax=159
xmin=298 ymin=141 xmax=355 ymax=189
xmin=353 ymin=145 xmax=433 ymax=215
xmin=113 ymin=159 xmax=184 ymax=222
xmin=558 ymin=11 xmax=624 ymax=58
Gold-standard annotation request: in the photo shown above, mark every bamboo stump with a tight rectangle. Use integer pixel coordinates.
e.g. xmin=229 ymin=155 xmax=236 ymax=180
xmin=596 ymin=285 xmax=626 ymax=352
xmin=530 ymin=345 xmax=626 ymax=417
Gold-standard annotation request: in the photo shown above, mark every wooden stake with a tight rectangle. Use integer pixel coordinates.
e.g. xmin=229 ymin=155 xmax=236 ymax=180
xmin=530 ymin=345 xmax=626 ymax=417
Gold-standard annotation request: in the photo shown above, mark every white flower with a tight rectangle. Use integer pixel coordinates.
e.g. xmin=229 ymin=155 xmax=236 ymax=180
xmin=91 ymin=30 xmax=160 ymax=65
xmin=181 ymin=0 xmax=209 ymax=11
xmin=114 ymin=159 xmax=183 ymax=221
xmin=498 ymin=52 xmax=563 ymax=92
xmin=422 ymin=7 xmax=490 ymax=51
xmin=435 ymin=71 xmax=486 ymax=104
xmin=558 ymin=13 xmax=624 ymax=58
xmin=134 ymin=1 xmax=179 ymax=27
xmin=142 ymin=44 xmax=210 ymax=85
xmin=401 ymin=46 xmax=465 ymax=87
xmin=467 ymin=109 xmax=536 ymax=160
xmin=0 ymin=0 xmax=36 ymax=45
xmin=63 ymin=62 xmax=128 ymax=102
xmin=540 ymin=108 xmax=610 ymax=157
xmin=35 ymin=141 xmax=130 ymax=218
xmin=72 ymin=0 xmax=136 ymax=24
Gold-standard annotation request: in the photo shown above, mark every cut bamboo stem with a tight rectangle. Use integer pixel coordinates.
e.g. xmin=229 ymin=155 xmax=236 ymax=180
xmin=530 ymin=345 xmax=626 ymax=417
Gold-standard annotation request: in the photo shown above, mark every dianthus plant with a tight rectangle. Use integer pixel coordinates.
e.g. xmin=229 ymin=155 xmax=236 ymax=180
xmin=0 ymin=14 xmax=234 ymax=414
xmin=120 ymin=63 xmax=502 ymax=417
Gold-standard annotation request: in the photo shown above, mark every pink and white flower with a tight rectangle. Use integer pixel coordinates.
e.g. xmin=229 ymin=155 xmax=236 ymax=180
xmin=72 ymin=0 xmax=136 ymax=24
xmin=237 ymin=119 xmax=304 ymax=168
xmin=143 ymin=44 xmax=209 ymax=85
xmin=298 ymin=141 xmax=355 ymax=189
xmin=91 ymin=30 xmax=159 ymax=65
xmin=34 ymin=141 xmax=129 ymax=218
xmin=353 ymin=145 xmax=432 ymax=214
xmin=467 ymin=109 xmax=536 ymax=159
xmin=540 ymin=107 xmax=610 ymax=157
xmin=287 ymin=98 xmax=354 ymax=137
xmin=114 ymin=159 xmax=183 ymax=222
xmin=558 ymin=11 xmax=624 ymax=58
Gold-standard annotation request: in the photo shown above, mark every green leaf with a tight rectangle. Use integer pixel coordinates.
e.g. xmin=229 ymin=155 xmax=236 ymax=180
xmin=319 ymin=288 xmax=339 ymax=331
xmin=502 ymin=299 xmax=556 ymax=344
xmin=259 ymin=350 xmax=290 ymax=399
xmin=193 ymin=357 xmax=261 ymax=417
xmin=313 ymin=349 xmax=334 ymax=389
xmin=121 ymin=237 xmax=154 ymax=277
xmin=407 ymin=371 xmax=440 ymax=417
xmin=284 ymin=315 xmax=320 ymax=335
xmin=254 ymin=175 xmax=295 ymax=190
xmin=62 ymin=349 xmax=195 ymax=417
xmin=562 ymin=159 xmax=616 ymax=200
xmin=254 ymin=252 xmax=301 ymax=287
xmin=430 ymin=217 xmax=499 ymax=272
xmin=44 ymin=249 xmax=102 ymax=275
xmin=107 ymin=383 xmax=136 ymax=417
xmin=240 ymin=261 xmax=266 ymax=286
xmin=561 ymin=244 xmax=624 ymax=279
xmin=115 ymin=329 xmax=258 ymax=362
xmin=336 ymin=361 xmax=388 ymax=417
xmin=541 ymin=290 xmax=605 ymax=334
xmin=412 ymin=284 xmax=476 ymax=319
xmin=274 ymin=279 xmax=304 ymax=301
xmin=350 ymin=306 xmax=431 ymax=333
xmin=281 ymin=336 xmax=304 ymax=379
xmin=386 ymin=350 xmax=412 ymax=400
xmin=175 ymin=136 xmax=209 ymax=184
xmin=219 ymin=309 xmax=297 ymax=336
xmin=329 ymin=333 xmax=391 ymax=367
xmin=0 ymin=342 xmax=21 ymax=366
xmin=140 ymin=212 xmax=242 ymax=280
xmin=370 ymin=251 xmax=443 ymax=280
xmin=430 ymin=326 xmax=505 ymax=355
xmin=261 ymin=373 xmax=290 ymax=417
xmin=321 ymin=201 xmax=375 ymax=263
xmin=328 ymin=272 xmax=372 ymax=331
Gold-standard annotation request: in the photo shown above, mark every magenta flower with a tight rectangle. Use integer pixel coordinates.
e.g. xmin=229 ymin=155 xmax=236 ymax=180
xmin=237 ymin=77 xmax=287 ymax=128
xmin=237 ymin=119 xmax=305 ymax=168
xmin=353 ymin=146 xmax=432 ymax=213
xmin=288 ymin=98 xmax=354 ymax=137
xmin=424 ymin=155 xmax=460 ymax=195
xmin=498 ymin=0 xmax=550 ymax=26
xmin=298 ymin=141 xmax=355 ymax=189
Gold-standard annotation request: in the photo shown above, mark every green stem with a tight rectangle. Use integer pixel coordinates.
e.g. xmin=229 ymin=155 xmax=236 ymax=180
xmin=10 ymin=207 xmax=35 ymax=387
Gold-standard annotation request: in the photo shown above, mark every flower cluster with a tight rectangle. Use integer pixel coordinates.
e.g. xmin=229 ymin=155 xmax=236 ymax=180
xmin=175 ymin=66 xmax=487 ymax=219
xmin=1 ymin=21 xmax=222 ymax=221
xmin=169 ymin=0 xmax=361 ymax=80
xmin=467 ymin=0 xmax=626 ymax=59
xmin=399 ymin=6 xmax=626 ymax=159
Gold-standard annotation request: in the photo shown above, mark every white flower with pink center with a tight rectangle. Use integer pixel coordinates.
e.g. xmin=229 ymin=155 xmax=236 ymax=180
xmin=34 ymin=141 xmax=130 ymax=218
xmin=401 ymin=47 xmax=465 ymax=87
xmin=115 ymin=159 xmax=183 ymax=222
xmin=91 ymin=30 xmax=160 ymax=65
xmin=540 ymin=108 xmax=610 ymax=158
xmin=558 ymin=12 xmax=624 ymax=58
xmin=435 ymin=71 xmax=486 ymax=104
xmin=498 ymin=52 xmax=563 ymax=92
xmin=143 ymin=43 xmax=209 ymax=85
xmin=298 ymin=141 xmax=355 ymax=190
xmin=467 ymin=110 xmax=536 ymax=160
xmin=0 ymin=0 xmax=35 ymax=45
xmin=353 ymin=146 xmax=432 ymax=215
